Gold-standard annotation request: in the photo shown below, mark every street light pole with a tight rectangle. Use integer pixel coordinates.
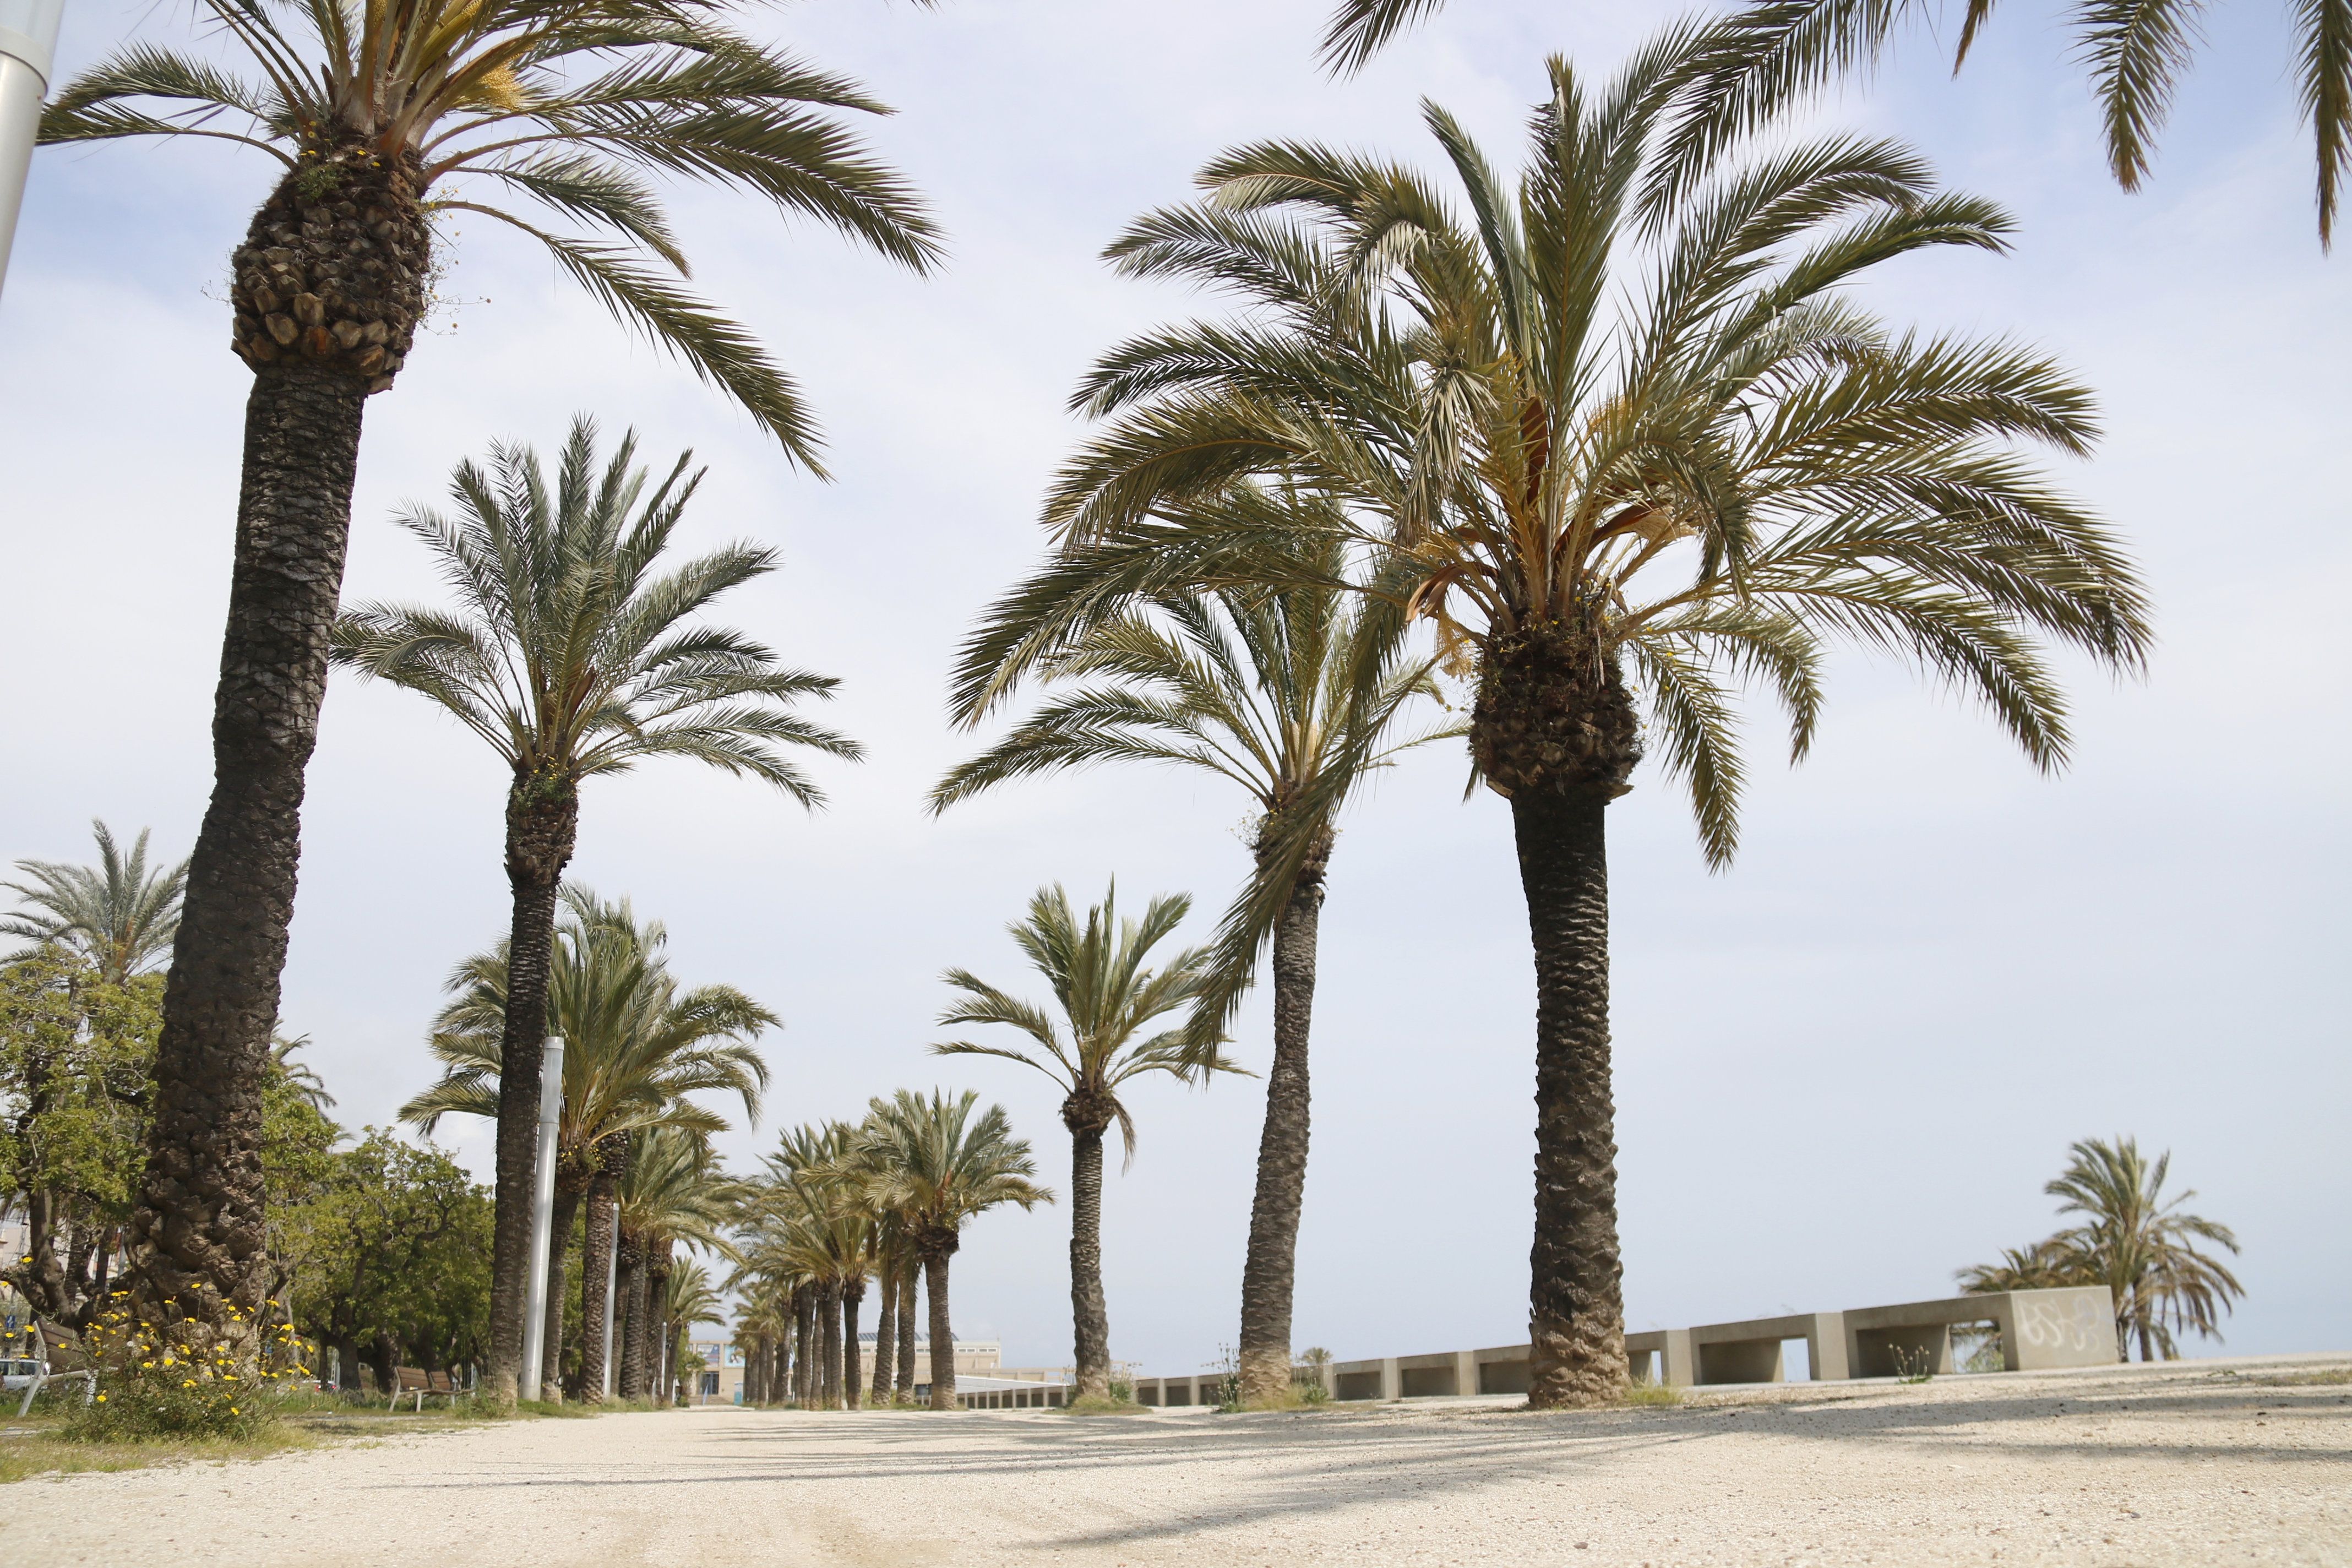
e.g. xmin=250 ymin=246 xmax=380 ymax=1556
xmin=0 ymin=0 xmax=63 ymax=300
xmin=518 ymin=1036 xmax=565 ymax=1403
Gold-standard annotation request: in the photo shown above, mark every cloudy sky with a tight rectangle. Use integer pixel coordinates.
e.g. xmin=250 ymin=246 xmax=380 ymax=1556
xmin=3 ymin=0 xmax=2345 ymax=1376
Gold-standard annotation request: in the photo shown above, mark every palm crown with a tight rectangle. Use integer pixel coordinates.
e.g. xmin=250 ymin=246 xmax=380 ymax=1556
xmin=332 ymin=416 xmax=860 ymax=805
xmin=402 ymin=885 xmax=775 ymax=1151
xmin=1321 ymin=1 xmax=2351 ymax=245
xmin=1038 ymin=36 xmax=2150 ymax=862
xmin=933 ymin=883 xmax=1239 ymax=1159
xmin=941 ymin=534 xmax=1459 ymax=1023
xmin=42 ymin=0 xmax=944 ymax=453
xmin=858 ymin=1088 xmax=1049 ymax=1250
xmin=3 ymin=821 xmax=189 ymax=983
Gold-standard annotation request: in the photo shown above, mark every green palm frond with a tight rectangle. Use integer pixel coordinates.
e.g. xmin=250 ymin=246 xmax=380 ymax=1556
xmin=3 ymin=821 xmax=189 ymax=983
xmin=333 ymin=417 xmax=858 ymax=811
xmin=40 ymin=0 xmax=945 ymax=457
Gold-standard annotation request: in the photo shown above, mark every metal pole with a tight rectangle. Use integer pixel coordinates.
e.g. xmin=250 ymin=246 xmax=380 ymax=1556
xmin=599 ymin=1214 xmax=618 ymax=1398
xmin=0 ymin=0 xmax=63 ymax=301
xmin=518 ymin=1036 xmax=565 ymax=1402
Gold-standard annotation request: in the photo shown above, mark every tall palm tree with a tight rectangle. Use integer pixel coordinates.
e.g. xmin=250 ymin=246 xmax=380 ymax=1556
xmin=1322 ymin=0 xmax=2352 ymax=244
xmin=37 ymin=0 xmax=938 ymax=1365
xmin=749 ymin=1120 xmax=878 ymax=1408
xmin=2044 ymin=1136 xmax=2244 ymax=1361
xmin=859 ymin=1089 xmax=1049 ymax=1409
xmin=402 ymin=886 xmax=772 ymax=1398
xmin=3 ymin=821 xmax=188 ymax=983
xmin=657 ymin=1257 xmax=728 ymax=1402
xmin=992 ymin=30 xmax=2150 ymax=1406
xmin=929 ymin=883 xmax=1237 ymax=1402
xmin=939 ymin=537 xmax=1458 ymax=1406
xmin=336 ymin=420 xmax=846 ymax=1402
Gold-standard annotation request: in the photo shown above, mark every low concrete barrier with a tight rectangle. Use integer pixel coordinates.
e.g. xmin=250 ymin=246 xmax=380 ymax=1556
xmin=1255 ymin=1286 xmax=2117 ymax=1402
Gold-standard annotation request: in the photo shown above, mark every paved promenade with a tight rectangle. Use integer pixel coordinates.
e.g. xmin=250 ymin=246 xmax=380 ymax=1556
xmin=5 ymin=1354 xmax=2345 ymax=1566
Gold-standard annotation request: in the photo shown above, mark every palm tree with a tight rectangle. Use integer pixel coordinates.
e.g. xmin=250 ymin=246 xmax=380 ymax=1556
xmin=929 ymin=884 xmax=1237 ymax=1402
xmin=998 ymin=31 xmax=2150 ymax=1405
xmin=402 ymin=886 xmax=772 ymax=1399
xmin=2045 ymin=1136 xmax=2244 ymax=1361
xmin=656 ymin=1257 xmax=728 ymax=1402
xmin=747 ymin=1120 xmax=878 ymax=1408
xmin=1322 ymin=0 xmax=2352 ymax=244
xmin=1957 ymin=1241 xmax=2087 ymax=1295
xmin=37 ymin=0 xmax=938 ymax=1364
xmin=939 ymin=536 xmax=1457 ymax=1406
xmin=337 ymin=421 xmax=845 ymax=1402
xmin=617 ymin=1126 xmax=746 ymax=1401
xmin=859 ymin=1089 xmax=1049 ymax=1409
xmin=3 ymin=821 xmax=187 ymax=983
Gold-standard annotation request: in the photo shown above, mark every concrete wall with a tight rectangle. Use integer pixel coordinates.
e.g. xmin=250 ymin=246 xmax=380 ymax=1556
xmin=1207 ymin=1288 xmax=2116 ymax=1402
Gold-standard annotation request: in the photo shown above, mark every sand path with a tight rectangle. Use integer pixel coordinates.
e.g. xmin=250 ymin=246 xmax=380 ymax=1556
xmin=3 ymin=1354 xmax=2345 ymax=1566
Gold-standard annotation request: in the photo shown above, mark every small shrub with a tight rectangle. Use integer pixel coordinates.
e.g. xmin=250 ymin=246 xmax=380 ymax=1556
xmin=62 ymin=1293 xmax=305 ymax=1442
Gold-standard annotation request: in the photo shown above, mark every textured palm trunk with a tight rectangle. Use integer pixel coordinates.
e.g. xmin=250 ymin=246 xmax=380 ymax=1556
xmin=895 ymin=1266 xmax=918 ymax=1403
xmin=1472 ymin=617 xmax=1640 ymax=1411
xmin=923 ymin=1239 xmax=959 ymax=1411
xmin=536 ymin=1171 xmax=584 ymax=1401
xmin=1237 ymin=826 xmax=1333 ymax=1407
xmin=129 ymin=145 xmax=428 ymax=1366
xmin=575 ymin=1138 xmax=624 ymax=1403
xmin=819 ymin=1279 xmax=844 ymax=1409
xmin=842 ymin=1276 xmax=865 ymax=1409
xmin=488 ymin=770 xmax=580 ymax=1407
xmin=1065 ymin=1102 xmax=1114 ymax=1402
xmin=870 ymin=1261 xmax=897 ymax=1406
xmin=793 ymin=1286 xmax=815 ymax=1406
xmin=616 ymin=1234 xmax=649 ymax=1400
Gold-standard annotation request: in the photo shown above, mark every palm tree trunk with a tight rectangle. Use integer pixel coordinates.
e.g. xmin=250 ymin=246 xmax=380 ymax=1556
xmin=871 ymin=1261 xmax=896 ymax=1406
xmin=793 ymin=1286 xmax=815 ymax=1406
xmin=1066 ymin=1115 xmax=1112 ymax=1401
xmin=1237 ymin=828 xmax=1332 ymax=1407
xmin=488 ymin=769 xmax=579 ymax=1406
xmin=616 ymin=1235 xmax=649 ymax=1400
xmin=1472 ymin=620 xmax=1640 ymax=1411
xmin=895 ymin=1266 xmax=918 ymax=1403
xmin=538 ymin=1174 xmax=584 ymax=1401
xmin=820 ymin=1279 xmax=844 ymax=1409
xmin=842 ymin=1276 xmax=865 ymax=1409
xmin=924 ymin=1243 xmax=958 ymax=1411
xmin=1512 ymin=783 xmax=1628 ymax=1408
xmin=575 ymin=1166 xmax=619 ymax=1402
xmin=126 ymin=362 xmax=375 ymax=1359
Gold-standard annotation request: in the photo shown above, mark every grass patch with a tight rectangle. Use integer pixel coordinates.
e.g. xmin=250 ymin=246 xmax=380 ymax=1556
xmin=1 ymin=1412 xmax=315 ymax=1485
xmin=1624 ymin=1382 xmax=1683 ymax=1407
xmin=1064 ymin=1394 xmax=1144 ymax=1415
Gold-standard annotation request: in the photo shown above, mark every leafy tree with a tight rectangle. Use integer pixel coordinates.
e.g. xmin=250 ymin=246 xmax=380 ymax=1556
xmin=859 ymin=1089 xmax=1049 ymax=1408
xmin=37 ymin=0 xmax=936 ymax=1379
xmin=1008 ymin=30 xmax=2149 ymax=1404
xmin=274 ymin=1130 xmax=494 ymax=1391
xmin=1963 ymin=1136 xmax=2244 ymax=1361
xmin=941 ymin=533 xmax=1456 ymax=1405
xmin=0 ymin=955 xmax=161 ymax=1329
xmin=1322 ymin=0 xmax=2352 ymax=244
xmin=930 ymin=884 xmax=1234 ymax=1402
xmin=3 ymin=822 xmax=187 ymax=984
xmin=402 ymin=885 xmax=771 ymax=1400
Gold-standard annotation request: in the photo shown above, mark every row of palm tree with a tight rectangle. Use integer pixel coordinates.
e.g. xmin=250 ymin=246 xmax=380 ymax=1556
xmin=945 ymin=15 xmax=2153 ymax=1407
xmin=20 ymin=0 xmax=2205 ymax=1413
xmin=402 ymin=886 xmax=765 ymax=1401
xmin=728 ymin=1092 xmax=1047 ymax=1411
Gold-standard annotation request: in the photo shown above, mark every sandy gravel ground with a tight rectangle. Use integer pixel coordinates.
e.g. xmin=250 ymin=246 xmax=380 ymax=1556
xmin=3 ymin=1353 xmax=2344 ymax=1566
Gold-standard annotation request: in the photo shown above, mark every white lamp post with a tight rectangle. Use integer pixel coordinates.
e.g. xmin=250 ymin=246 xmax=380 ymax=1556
xmin=0 ymin=0 xmax=62 ymax=300
xmin=518 ymin=1035 xmax=565 ymax=1402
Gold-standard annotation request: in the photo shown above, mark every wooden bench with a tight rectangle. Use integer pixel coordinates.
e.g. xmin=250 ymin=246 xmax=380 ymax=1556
xmin=390 ymin=1366 xmax=463 ymax=1411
